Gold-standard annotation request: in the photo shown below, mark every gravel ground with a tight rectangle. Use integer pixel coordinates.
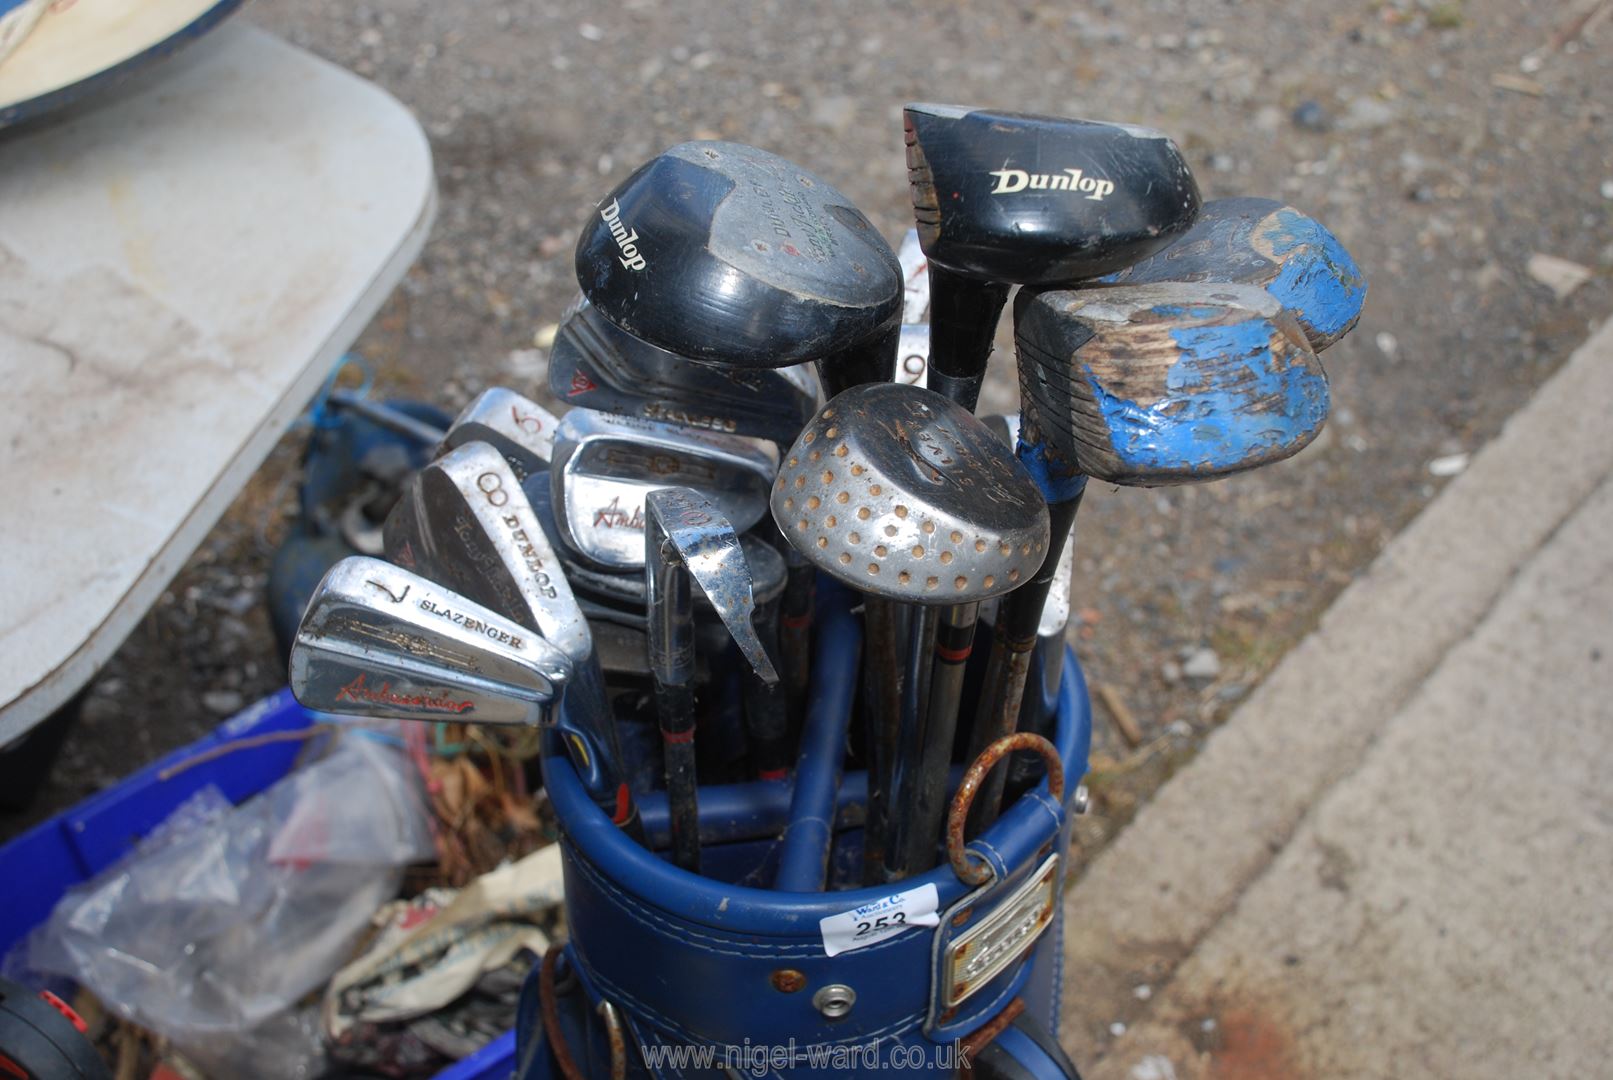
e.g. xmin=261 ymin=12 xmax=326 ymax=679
xmin=5 ymin=0 xmax=1610 ymax=857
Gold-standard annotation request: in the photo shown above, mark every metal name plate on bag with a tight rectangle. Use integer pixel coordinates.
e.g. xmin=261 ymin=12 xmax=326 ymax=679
xmin=942 ymin=855 xmax=1060 ymax=1007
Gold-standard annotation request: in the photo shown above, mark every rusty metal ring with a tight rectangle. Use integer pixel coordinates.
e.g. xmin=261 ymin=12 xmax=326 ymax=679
xmin=597 ymin=999 xmax=628 ymax=1080
xmin=947 ymin=733 xmax=1064 ymax=885
xmin=539 ymin=944 xmax=585 ymax=1080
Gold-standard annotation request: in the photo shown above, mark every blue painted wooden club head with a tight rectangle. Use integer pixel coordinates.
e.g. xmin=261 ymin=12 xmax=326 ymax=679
xmin=1104 ymin=197 xmax=1366 ymax=352
xmin=1015 ymin=282 xmax=1330 ymax=490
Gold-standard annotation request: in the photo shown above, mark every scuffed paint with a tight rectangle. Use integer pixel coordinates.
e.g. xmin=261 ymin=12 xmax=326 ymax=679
xmin=1085 ymin=316 xmax=1329 ymax=475
xmin=1016 ymin=437 xmax=1089 ymax=502
xmin=1261 ymin=208 xmax=1367 ymax=345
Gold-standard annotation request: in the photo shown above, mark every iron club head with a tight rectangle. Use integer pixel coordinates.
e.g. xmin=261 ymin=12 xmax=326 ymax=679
xmin=549 ymin=408 xmax=777 ymax=571
xmin=646 ymin=486 xmax=780 ymax=686
xmin=438 ymin=388 xmax=561 ymax=481
xmin=289 ymin=556 xmax=572 ymax=725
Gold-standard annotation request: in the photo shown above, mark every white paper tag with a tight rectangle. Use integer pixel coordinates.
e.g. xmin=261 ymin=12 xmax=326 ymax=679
xmin=818 ymin=883 xmax=940 ymax=957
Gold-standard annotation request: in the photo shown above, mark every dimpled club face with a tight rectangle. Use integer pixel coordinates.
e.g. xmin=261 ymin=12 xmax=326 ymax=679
xmin=1104 ymin=197 xmax=1367 ymax=351
xmin=904 ymin=103 xmax=1202 ymax=283
xmin=575 ymin=141 xmax=903 ymax=368
xmin=771 ymin=383 xmax=1050 ymax=603
xmin=1015 ymin=282 xmax=1329 ymax=489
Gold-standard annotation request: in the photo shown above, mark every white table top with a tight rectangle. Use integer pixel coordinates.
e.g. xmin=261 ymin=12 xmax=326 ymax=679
xmin=0 ymin=21 xmax=436 ymax=741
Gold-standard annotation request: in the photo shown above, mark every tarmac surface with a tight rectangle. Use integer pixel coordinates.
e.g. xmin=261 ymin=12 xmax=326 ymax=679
xmin=1060 ymin=317 xmax=1613 ymax=1077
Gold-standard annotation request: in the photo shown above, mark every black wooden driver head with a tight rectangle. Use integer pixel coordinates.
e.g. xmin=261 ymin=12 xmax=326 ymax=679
xmin=576 ymin=141 xmax=903 ymax=371
xmin=904 ymin=103 xmax=1202 ymax=284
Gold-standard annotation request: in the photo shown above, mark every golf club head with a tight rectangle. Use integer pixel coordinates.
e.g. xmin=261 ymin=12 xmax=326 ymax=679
xmin=904 ymin=103 xmax=1201 ymax=284
xmin=771 ymin=383 xmax=1050 ymax=603
xmin=548 ymin=295 xmax=821 ymax=444
xmin=289 ymin=557 xmax=572 ymax=725
xmin=438 ymin=388 xmax=560 ymax=481
xmin=382 ymin=441 xmax=591 ymax=664
xmin=550 ymin=408 xmax=777 ymax=571
xmin=575 ymin=140 xmax=903 ymax=384
xmin=646 ymin=487 xmax=780 ymax=685
xmin=1015 ymin=281 xmax=1329 ymax=489
xmin=1103 ymin=197 xmax=1367 ymax=351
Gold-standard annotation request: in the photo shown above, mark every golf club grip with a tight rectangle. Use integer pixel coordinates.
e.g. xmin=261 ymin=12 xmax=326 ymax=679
xmin=656 ymin=679 xmax=701 ymax=872
xmin=925 ymin=266 xmax=1010 ymax=414
xmin=965 ymin=495 xmax=1082 ymax=835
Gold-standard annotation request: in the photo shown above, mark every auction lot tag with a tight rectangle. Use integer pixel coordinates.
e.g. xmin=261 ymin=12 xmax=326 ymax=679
xmin=819 ymin=883 xmax=940 ymax=957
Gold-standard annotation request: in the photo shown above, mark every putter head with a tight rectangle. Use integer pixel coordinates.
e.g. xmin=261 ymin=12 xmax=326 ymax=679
xmin=646 ymin=487 xmax=780 ymax=685
xmin=382 ymin=441 xmax=591 ymax=664
xmin=1015 ymin=282 xmax=1329 ymax=490
xmin=575 ymin=140 xmax=903 ymax=369
xmin=771 ymin=383 xmax=1050 ymax=604
xmin=289 ymin=557 xmax=572 ymax=725
xmin=550 ymin=408 xmax=777 ymax=571
xmin=904 ymin=103 xmax=1201 ymax=283
xmin=438 ymin=388 xmax=560 ymax=481
xmin=1104 ymin=197 xmax=1367 ymax=351
xmin=548 ymin=295 xmax=821 ymax=444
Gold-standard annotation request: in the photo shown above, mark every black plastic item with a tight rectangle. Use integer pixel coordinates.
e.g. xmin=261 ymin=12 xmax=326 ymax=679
xmin=0 ymin=690 xmax=85 ymax=814
xmin=0 ymin=978 xmax=111 ymax=1080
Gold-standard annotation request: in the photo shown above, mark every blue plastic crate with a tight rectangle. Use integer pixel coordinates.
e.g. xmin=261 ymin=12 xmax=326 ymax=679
xmin=0 ymin=688 xmax=518 ymax=1080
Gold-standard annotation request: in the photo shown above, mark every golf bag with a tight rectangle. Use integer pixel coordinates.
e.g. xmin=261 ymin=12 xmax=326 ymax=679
xmin=514 ymin=582 xmax=1092 ymax=1079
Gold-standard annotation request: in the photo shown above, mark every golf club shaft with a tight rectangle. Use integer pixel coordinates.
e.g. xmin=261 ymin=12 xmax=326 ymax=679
xmin=741 ymin=597 xmax=791 ymax=781
xmin=775 ymin=578 xmax=861 ymax=891
xmin=923 ymin=266 xmax=1009 ymax=414
xmin=328 ymin=389 xmax=446 ymax=446
xmin=883 ymin=599 xmax=980 ymax=879
xmin=859 ymin=595 xmax=904 ymax=883
xmin=965 ymin=493 xmax=1082 ymax=836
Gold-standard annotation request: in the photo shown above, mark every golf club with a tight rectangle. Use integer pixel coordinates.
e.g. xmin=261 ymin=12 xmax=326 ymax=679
xmin=904 ymin=102 xmax=1202 ymax=411
xmin=548 ymin=295 xmax=821 ymax=445
xmin=574 ymin=140 xmax=904 ymax=399
xmin=1104 ymin=196 xmax=1368 ymax=351
xmin=645 ymin=487 xmax=780 ymax=872
xmin=549 ymin=408 xmax=777 ymax=571
xmin=438 ymin=387 xmax=561 ymax=480
xmin=382 ymin=441 xmax=644 ymax=841
xmin=770 ymin=382 xmax=1049 ymax=881
xmin=289 ymin=556 xmax=572 ymax=725
xmin=967 ymin=281 xmax=1329 ymax=835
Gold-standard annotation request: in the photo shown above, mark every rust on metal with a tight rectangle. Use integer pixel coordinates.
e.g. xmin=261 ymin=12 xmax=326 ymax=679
xmin=539 ymin=944 xmax=585 ymax=1080
xmin=771 ymin=969 xmax=808 ymax=993
xmin=597 ymin=999 xmax=628 ymax=1080
xmin=948 ymin=732 xmax=1063 ymax=884
xmin=958 ymin=996 xmax=1027 ymax=1073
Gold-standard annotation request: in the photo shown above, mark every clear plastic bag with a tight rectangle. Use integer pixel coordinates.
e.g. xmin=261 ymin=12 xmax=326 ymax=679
xmin=19 ymin=730 xmax=434 ymax=1079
